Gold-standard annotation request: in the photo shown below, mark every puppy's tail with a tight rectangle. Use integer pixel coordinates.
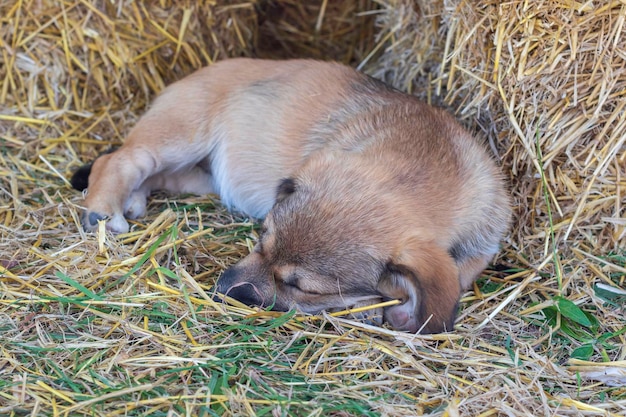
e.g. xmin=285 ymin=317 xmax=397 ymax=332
xmin=70 ymin=147 xmax=118 ymax=191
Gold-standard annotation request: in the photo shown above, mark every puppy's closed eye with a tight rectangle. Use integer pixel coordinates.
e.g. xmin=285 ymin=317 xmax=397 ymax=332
xmin=273 ymin=269 xmax=298 ymax=289
xmin=281 ymin=278 xmax=301 ymax=290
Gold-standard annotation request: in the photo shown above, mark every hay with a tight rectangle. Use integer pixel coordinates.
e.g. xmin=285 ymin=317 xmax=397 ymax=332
xmin=1 ymin=0 xmax=625 ymax=416
xmin=255 ymin=0 xmax=378 ymax=63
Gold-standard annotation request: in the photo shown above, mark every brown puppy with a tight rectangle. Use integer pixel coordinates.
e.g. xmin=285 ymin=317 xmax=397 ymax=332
xmin=72 ymin=58 xmax=511 ymax=333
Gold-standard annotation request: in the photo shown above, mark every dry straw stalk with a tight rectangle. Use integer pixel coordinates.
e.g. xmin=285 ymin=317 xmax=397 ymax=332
xmin=1 ymin=0 xmax=625 ymax=416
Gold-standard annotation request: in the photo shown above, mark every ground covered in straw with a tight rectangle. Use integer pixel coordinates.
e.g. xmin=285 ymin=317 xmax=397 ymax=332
xmin=1 ymin=1 xmax=625 ymax=416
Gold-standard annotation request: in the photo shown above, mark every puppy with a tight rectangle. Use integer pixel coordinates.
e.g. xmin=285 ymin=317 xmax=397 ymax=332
xmin=71 ymin=58 xmax=511 ymax=333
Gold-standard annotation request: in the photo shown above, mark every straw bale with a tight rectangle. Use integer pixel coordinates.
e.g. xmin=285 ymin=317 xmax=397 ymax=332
xmin=1 ymin=0 xmax=625 ymax=416
xmin=371 ymin=0 xmax=626 ymax=253
xmin=256 ymin=0 xmax=378 ymax=63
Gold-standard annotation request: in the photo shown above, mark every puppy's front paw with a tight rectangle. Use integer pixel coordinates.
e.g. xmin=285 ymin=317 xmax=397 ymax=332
xmin=82 ymin=211 xmax=129 ymax=234
xmin=123 ymin=191 xmax=148 ymax=220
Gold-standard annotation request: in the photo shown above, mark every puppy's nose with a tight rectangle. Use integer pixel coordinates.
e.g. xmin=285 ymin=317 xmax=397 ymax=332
xmin=220 ymin=283 xmax=265 ymax=307
xmin=214 ymin=267 xmax=265 ymax=307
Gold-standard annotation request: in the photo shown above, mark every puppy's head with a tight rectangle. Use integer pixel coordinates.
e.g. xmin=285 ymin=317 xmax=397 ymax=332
xmin=216 ymin=159 xmax=461 ymax=333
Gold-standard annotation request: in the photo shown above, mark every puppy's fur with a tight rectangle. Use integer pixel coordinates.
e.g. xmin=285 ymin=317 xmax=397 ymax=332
xmin=72 ymin=58 xmax=511 ymax=333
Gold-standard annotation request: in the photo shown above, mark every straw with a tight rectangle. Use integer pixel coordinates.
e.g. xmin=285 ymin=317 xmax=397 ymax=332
xmin=1 ymin=0 xmax=624 ymax=415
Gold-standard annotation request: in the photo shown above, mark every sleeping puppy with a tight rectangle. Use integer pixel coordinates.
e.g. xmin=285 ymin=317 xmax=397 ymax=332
xmin=71 ymin=58 xmax=511 ymax=333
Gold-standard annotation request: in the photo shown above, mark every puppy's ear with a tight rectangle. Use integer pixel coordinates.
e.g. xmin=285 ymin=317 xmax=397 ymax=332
xmin=378 ymin=239 xmax=460 ymax=333
xmin=276 ymin=178 xmax=297 ymax=203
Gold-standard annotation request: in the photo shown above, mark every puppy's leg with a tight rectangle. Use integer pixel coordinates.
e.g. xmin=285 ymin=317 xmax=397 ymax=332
xmin=124 ymin=166 xmax=215 ymax=220
xmin=82 ymin=145 xmax=159 ymax=233
xmin=123 ymin=185 xmax=151 ymax=220
xmin=85 ymin=117 xmax=220 ymax=234
xmin=145 ymin=165 xmax=215 ymax=196
xmin=84 ymin=152 xmax=216 ymax=233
